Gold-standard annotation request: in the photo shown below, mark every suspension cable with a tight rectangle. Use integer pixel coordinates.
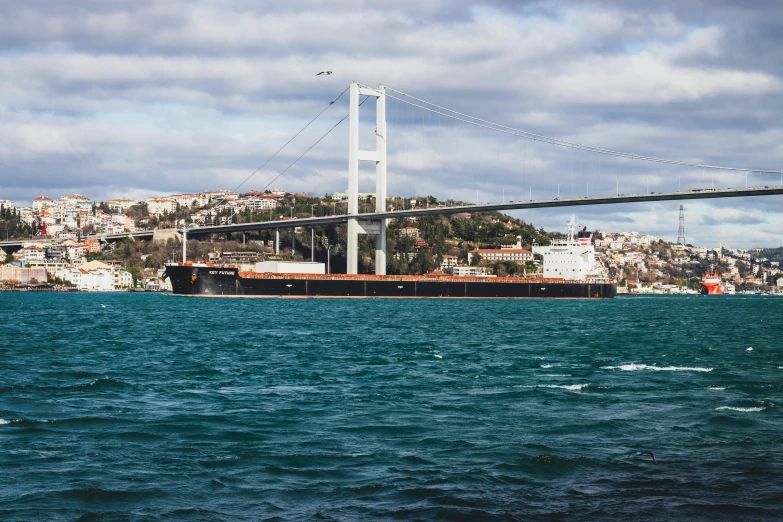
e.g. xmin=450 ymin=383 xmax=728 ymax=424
xmin=222 ymin=95 xmax=371 ymax=223
xmin=258 ymin=95 xmax=371 ymax=193
xmin=385 ymin=85 xmax=780 ymax=175
xmin=209 ymin=86 xmax=350 ymax=213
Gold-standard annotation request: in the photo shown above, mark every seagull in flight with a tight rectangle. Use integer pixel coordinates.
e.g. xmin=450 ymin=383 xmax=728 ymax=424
xmin=316 ymin=71 xmax=332 ymax=76
xmin=629 ymin=449 xmax=656 ymax=463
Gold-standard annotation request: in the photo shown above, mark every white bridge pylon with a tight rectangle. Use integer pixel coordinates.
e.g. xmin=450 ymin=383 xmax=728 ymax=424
xmin=347 ymin=82 xmax=387 ymax=275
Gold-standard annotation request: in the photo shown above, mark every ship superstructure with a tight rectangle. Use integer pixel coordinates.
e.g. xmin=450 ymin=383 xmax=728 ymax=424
xmin=700 ymin=267 xmax=725 ymax=295
xmin=532 ymin=216 xmax=608 ymax=282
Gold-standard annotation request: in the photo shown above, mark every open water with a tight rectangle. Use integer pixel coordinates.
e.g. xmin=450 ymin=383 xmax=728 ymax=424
xmin=1 ymin=293 xmax=782 ymax=521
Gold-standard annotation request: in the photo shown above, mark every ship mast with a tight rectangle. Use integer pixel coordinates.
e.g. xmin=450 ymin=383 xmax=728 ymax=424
xmin=567 ymin=214 xmax=577 ymax=242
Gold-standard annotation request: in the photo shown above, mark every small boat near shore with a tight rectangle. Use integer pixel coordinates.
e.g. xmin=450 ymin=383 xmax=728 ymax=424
xmin=700 ymin=267 xmax=724 ymax=295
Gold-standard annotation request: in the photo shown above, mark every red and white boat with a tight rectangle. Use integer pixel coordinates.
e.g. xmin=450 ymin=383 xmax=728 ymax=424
xmin=700 ymin=268 xmax=724 ymax=295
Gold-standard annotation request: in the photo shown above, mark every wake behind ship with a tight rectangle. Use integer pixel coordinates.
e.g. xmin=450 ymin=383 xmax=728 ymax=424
xmin=164 ymin=217 xmax=616 ymax=299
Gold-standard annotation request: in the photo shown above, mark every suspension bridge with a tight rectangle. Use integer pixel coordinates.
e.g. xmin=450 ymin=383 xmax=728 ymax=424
xmin=3 ymin=82 xmax=781 ymax=266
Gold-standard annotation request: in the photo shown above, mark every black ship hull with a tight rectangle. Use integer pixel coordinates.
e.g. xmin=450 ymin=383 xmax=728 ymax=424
xmin=165 ymin=265 xmax=616 ymax=299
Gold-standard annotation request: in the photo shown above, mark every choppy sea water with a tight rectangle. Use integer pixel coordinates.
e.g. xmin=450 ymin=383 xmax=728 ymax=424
xmin=1 ymin=293 xmax=781 ymax=521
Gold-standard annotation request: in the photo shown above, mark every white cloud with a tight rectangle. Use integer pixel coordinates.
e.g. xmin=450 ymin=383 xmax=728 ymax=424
xmin=1 ymin=1 xmax=783 ymax=248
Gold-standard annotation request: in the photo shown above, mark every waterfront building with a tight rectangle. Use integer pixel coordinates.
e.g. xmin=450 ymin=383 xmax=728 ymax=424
xmin=117 ymin=269 xmax=134 ymax=289
xmin=0 ymin=264 xmax=47 ymax=284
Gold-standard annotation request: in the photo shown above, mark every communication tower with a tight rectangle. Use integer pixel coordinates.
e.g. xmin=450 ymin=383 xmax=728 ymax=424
xmin=677 ymin=204 xmax=686 ymax=245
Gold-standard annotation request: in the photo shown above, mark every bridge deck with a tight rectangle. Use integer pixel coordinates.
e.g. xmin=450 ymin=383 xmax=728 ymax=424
xmin=1 ymin=186 xmax=782 ymax=247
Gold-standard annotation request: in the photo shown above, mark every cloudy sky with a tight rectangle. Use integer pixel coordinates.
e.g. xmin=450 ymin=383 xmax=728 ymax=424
xmin=1 ymin=0 xmax=782 ymax=247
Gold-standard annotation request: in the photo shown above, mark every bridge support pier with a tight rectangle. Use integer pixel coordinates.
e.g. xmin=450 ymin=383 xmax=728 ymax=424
xmin=347 ymin=82 xmax=387 ymax=275
xmin=152 ymin=228 xmax=180 ymax=244
xmin=275 ymin=228 xmax=279 ymax=255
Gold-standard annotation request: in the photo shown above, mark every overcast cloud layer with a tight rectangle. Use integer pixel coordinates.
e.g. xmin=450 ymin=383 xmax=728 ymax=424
xmin=1 ymin=0 xmax=782 ymax=247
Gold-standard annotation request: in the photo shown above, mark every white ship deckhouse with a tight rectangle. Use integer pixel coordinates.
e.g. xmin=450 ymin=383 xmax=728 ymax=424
xmin=533 ymin=216 xmax=605 ymax=281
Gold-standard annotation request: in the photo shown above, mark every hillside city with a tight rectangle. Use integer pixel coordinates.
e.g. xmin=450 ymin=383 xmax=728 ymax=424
xmin=1 ymin=190 xmax=781 ymax=294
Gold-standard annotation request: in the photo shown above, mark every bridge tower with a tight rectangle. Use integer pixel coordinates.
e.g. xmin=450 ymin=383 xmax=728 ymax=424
xmin=346 ymin=82 xmax=387 ymax=274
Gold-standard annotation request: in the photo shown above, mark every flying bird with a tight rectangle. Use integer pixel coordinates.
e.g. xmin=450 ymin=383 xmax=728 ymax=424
xmin=316 ymin=71 xmax=333 ymax=76
xmin=629 ymin=449 xmax=656 ymax=463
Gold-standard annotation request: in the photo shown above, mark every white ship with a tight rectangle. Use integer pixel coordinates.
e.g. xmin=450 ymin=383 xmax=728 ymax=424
xmin=532 ymin=215 xmax=609 ymax=282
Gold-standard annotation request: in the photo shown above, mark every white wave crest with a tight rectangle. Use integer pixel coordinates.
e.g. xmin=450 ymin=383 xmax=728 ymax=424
xmin=707 ymin=387 xmax=726 ymax=391
xmin=520 ymin=384 xmax=588 ymax=391
xmin=715 ymin=406 xmax=765 ymax=412
xmin=602 ymin=364 xmax=712 ymax=372
xmin=540 ymin=364 xmax=552 ymax=368
xmin=0 ymin=419 xmax=10 ymax=425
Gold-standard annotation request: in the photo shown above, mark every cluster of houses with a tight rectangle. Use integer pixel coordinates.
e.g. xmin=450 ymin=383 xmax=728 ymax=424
xmin=0 ymin=239 xmax=169 ymax=291
xmin=5 ymin=190 xmax=783 ymax=292
xmin=596 ymin=231 xmax=783 ymax=293
xmin=1 ymin=189 xmax=299 ymax=239
xmin=396 ymin=223 xmax=535 ymax=277
xmin=0 ymin=188 xmax=306 ymax=291
xmin=1 ymin=194 xmax=136 ymax=237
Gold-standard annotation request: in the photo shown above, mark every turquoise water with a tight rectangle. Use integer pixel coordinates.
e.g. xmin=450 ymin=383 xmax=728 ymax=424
xmin=1 ymin=293 xmax=781 ymax=520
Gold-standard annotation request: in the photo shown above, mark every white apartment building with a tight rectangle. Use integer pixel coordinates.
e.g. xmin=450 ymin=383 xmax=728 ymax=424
xmin=244 ymin=197 xmax=279 ymax=211
xmin=440 ymin=254 xmax=458 ymax=271
xmin=172 ymin=194 xmax=201 ymax=208
xmin=201 ymin=190 xmax=237 ymax=202
xmin=146 ymin=197 xmax=176 ymax=216
xmin=400 ymin=227 xmax=420 ymax=239
xmin=21 ymin=246 xmax=46 ymax=263
xmin=61 ymin=194 xmax=91 ymax=206
xmin=17 ymin=207 xmax=35 ymax=225
xmin=32 ymin=196 xmax=53 ymax=212
xmin=111 ymin=214 xmax=134 ymax=231
xmin=105 ymin=198 xmax=138 ymax=212
xmin=116 ymin=270 xmax=134 ymax=288
xmin=451 ymin=266 xmax=490 ymax=276
xmin=57 ymin=267 xmax=115 ymax=291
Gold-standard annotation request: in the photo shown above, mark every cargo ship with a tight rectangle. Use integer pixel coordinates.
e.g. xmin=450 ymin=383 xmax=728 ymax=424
xmin=164 ymin=217 xmax=616 ymax=299
xmin=700 ymin=268 xmax=725 ymax=295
